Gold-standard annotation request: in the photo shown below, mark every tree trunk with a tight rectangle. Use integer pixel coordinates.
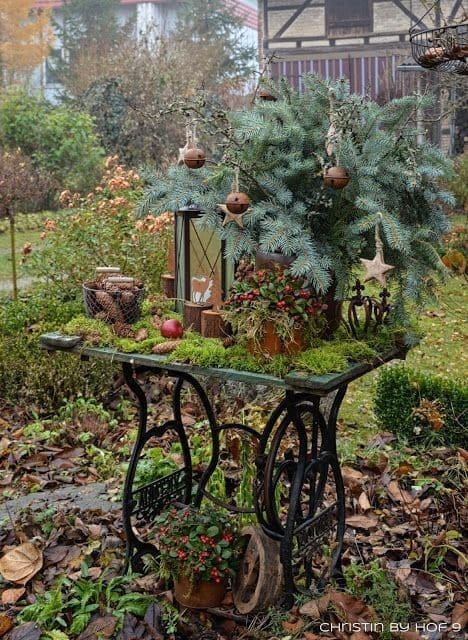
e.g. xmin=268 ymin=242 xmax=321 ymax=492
xmin=183 ymin=302 xmax=213 ymax=333
xmin=201 ymin=309 xmax=225 ymax=338
xmin=9 ymin=212 xmax=18 ymax=301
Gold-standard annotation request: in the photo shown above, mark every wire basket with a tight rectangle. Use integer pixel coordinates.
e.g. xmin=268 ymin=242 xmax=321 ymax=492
xmin=83 ymin=282 xmax=145 ymax=324
xmin=410 ymin=22 xmax=468 ymax=75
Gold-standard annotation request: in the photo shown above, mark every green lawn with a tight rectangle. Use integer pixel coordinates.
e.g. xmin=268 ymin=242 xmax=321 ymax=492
xmin=0 ymin=228 xmax=42 ymax=290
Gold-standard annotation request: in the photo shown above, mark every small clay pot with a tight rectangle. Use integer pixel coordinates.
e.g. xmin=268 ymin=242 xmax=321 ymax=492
xmin=183 ymin=147 xmax=206 ymax=169
xmin=248 ymin=321 xmax=283 ymax=358
xmin=174 ymin=575 xmax=226 ymax=609
xmin=284 ymin=327 xmax=305 ymax=355
xmin=323 ymin=166 xmax=350 ymax=189
xmin=255 ymin=251 xmax=294 ymax=270
xmin=226 ymin=191 xmax=250 ymax=214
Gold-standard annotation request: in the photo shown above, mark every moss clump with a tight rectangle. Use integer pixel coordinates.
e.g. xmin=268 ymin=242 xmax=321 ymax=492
xmin=168 ymin=338 xmax=228 ymax=368
xmin=63 ymin=315 xmax=113 ymax=346
xmin=336 ymin=340 xmax=377 ymax=361
xmin=294 ymin=345 xmax=348 ymax=375
xmin=224 ymin=345 xmax=266 ymax=373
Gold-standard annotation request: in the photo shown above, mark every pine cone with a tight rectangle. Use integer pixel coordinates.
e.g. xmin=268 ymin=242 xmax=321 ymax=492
xmin=152 ymin=340 xmax=181 ymax=354
xmin=151 ymin=315 xmax=163 ymax=330
xmin=113 ymin=322 xmax=135 ymax=338
xmin=223 ymin=336 xmax=235 ymax=348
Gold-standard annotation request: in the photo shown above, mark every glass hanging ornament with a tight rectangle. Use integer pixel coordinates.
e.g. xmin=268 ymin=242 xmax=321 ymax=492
xmin=360 ymin=217 xmax=395 ymax=286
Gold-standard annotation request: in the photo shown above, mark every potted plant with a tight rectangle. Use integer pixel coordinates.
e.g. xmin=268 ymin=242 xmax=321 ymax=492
xmin=154 ymin=506 xmax=242 ymax=609
xmin=222 ymin=264 xmax=326 ymax=357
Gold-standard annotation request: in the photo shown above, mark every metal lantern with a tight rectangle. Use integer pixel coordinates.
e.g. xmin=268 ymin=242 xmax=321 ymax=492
xmin=174 ymin=205 xmax=234 ymax=312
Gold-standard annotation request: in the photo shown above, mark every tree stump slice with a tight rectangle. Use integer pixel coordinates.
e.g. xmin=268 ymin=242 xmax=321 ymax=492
xmin=161 ymin=273 xmax=175 ymax=299
xmin=232 ymin=526 xmax=283 ymax=614
xmin=201 ymin=310 xmax=225 ymax=338
xmin=183 ymin=302 xmax=213 ymax=333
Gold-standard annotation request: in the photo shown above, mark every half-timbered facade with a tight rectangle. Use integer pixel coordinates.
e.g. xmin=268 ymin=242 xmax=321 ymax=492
xmin=259 ymin=1 xmax=466 ymax=150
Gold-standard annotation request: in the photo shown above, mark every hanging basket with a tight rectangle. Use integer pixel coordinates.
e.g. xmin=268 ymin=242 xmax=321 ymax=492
xmin=409 ymin=22 xmax=468 ymax=75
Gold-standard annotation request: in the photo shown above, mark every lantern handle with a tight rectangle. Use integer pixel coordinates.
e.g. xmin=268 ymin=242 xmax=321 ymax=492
xmin=409 ymin=1 xmax=442 ymax=35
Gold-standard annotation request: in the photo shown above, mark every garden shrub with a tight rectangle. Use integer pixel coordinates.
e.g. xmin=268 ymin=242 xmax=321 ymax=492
xmin=375 ymin=365 xmax=467 ymax=447
xmin=0 ymin=295 xmax=114 ymax=414
xmin=0 ymin=89 xmax=104 ymax=193
xmin=24 ymin=157 xmax=173 ymax=300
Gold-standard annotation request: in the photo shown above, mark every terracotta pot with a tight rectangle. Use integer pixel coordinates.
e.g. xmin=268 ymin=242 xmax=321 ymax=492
xmin=248 ymin=320 xmax=283 ymax=357
xmin=248 ymin=322 xmax=305 ymax=358
xmin=255 ymin=251 xmax=294 ymax=270
xmin=284 ymin=326 xmax=304 ymax=355
xmin=174 ymin=575 xmax=226 ymax=609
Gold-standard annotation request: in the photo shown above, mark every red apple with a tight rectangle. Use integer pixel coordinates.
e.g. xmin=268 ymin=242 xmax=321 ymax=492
xmin=161 ymin=319 xmax=184 ymax=339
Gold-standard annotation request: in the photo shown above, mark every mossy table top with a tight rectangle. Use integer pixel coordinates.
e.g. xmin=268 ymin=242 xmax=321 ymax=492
xmin=40 ymin=332 xmax=406 ymax=395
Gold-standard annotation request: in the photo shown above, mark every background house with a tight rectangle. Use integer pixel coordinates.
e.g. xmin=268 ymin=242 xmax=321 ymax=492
xmin=32 ymin=0 xmax=258 ymax=99
xmin=258 ymin=0 xmax=467 ymax=152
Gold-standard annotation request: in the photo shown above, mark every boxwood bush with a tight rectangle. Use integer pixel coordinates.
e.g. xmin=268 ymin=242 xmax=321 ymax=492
xmin=375 ymin=365 xmax=467 ymax=447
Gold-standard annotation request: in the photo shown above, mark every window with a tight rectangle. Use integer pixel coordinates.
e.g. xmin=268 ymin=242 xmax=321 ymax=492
xmin=45 ymin=49 xmax=63 ymax=85
xmin=326 ymin=0 xmax=372 ymax=36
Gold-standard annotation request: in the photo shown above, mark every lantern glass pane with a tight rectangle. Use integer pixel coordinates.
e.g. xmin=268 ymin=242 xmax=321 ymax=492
xmin=189 ymin=219 xmax=223 ymax=308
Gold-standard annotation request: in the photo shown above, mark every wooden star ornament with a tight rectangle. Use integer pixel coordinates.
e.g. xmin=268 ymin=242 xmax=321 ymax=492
xmin=360 ymin=224 xmax=395 ymax=286
xmin=218 ymin=203 xmax=250 ymax=229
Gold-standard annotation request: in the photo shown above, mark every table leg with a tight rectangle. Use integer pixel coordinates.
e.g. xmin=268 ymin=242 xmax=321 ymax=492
xmin=254 ymin=386 xmax=347 ymax=607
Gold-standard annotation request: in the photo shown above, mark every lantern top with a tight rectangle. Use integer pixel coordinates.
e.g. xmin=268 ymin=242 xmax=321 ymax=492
xmin=176 ymin=204 xmax=203 ymax=215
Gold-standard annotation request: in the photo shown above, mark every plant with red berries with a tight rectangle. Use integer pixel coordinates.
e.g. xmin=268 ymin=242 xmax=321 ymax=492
xmin=153 ymin=506 xmax=242 ymax=585
xmin=222 ymin=263 xmax=326 ymax=343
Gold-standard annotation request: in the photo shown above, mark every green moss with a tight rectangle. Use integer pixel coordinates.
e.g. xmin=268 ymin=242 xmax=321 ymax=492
xmin=168 ymin=338 xmax=228 ymax=368
xmin=336 ymin=340 xmax=377 ymax=361
xmin=63 ymin=315 xmax=113 ymax=346
xmin=264 ymin=354 xmax=291 ymax=378
xmin=224 ymin=345 xmax=266 ymax=373
xmin=293 ymin=345 xmax=348 ymax=375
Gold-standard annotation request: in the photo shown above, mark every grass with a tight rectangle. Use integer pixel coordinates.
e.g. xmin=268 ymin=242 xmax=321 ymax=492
xmin=338 ymin=273 xmax=467 ymax=455
xmin=0 ymin=228 xmax=42 ymax=290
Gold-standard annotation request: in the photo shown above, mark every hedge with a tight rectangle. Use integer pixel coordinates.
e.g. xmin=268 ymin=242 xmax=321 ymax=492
xmin=375 ymin=365 xmax=467 ymax=447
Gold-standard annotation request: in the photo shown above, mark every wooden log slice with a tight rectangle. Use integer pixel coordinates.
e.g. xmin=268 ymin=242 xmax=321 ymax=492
xmin=201 ymin=310 xmax=225 ymax=338
xmin=232 ymin=526 xmax=283 ymax=614
xmin=161 ymin=273 xmax=175 ymax=299
xmin=183 ymin=302 xmax=213 ymax=333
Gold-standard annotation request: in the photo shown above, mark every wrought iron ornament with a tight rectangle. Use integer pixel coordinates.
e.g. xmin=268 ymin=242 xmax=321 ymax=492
xmin=346 ymin=279 xmax=391 ymax=338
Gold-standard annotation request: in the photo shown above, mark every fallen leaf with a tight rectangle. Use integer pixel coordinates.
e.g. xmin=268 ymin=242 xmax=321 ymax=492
xmin=116 ymin=613 xmax=145 ymax=640
xmin=0 ymin=542 xmax=43 ymax=584
xmin=452 ymin=601 xmax=468 ymax=628
xmin=1 ymin=587 xmax=26 ymax=605
xmin=77 ymin=616 xmax=116 ymax=640
xmin=0 ymin=615 xmax=14 ymax=637
xmin=346 ymin=514 xmax=378 ymax=529
xmin=9 ymin=622 xmax=41 ymax=640
xmin=144 ymin=602 xmax=163 ymax=638
xmin=358 ymin=492 xmax=372 ymax=511
xmin=281 ymin=617 xmax=304 ymax=633
xmin=328 ymin=591 xmax=376 ymax=623
xmin=386 ymin=480 xmax=413 ymax=505
xmin=299 ymin=593 xmax=330 ymax=618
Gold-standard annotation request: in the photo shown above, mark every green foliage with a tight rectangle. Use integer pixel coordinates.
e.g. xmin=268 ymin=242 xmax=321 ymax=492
xmin=168 ymin=337 xmax=228 ymax=368
xmin=18 ymin=569 xmax=153 ymax=634
xmin=24 ymin=161 xmax=171 ymax=300
xmin=449 ymin=152 xmax=468 ymax=210
xmin=134 ymin=447 xmax=179 ymax=489
xmin=375 ymin=365 xmax=467 ymax=447
xmin=0 ymin=89 xmax=104 ymax=193
xmin=344 ymin=561 xmax=411 ymax=640
xmin=154 ymin=505 xmax=242 ymax=583
xmin=140 ymin=76 xmax=454 ymax=321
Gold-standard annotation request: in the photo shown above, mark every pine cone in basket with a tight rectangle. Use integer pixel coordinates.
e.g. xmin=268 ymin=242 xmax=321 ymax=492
xmin=113 ymin=322 xmax=135 ymax=338
xmin=152 ymin=340 xmax=181 ymax=354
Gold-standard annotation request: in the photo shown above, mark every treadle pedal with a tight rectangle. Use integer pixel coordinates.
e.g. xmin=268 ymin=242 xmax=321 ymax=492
xmin=40 ymin=332 xmax=83 ymax=349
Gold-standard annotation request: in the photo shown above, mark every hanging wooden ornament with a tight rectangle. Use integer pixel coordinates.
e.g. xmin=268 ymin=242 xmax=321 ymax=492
xmin=218 ymin=168 xmax=251 ymax=228
xmin=360 ymin=219 xmax=395 ymax=286
xmin=324 ymin=166 xmax=350 ymax=189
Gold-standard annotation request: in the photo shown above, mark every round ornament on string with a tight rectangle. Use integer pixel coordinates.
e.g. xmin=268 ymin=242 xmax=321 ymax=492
xmin=323 ymin=166 xmax=350 ymax=189
xmin=218 ymin=168 xmax=251 ymax=229
xmin=178 ymin=124 xmax=206 ymax=169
